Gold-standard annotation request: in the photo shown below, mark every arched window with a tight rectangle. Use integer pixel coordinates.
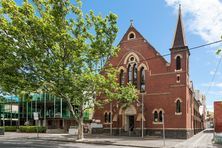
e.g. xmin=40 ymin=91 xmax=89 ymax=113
xmin=133 ymin=64 xmax=137 ymax=88
xmin=176 ymin=56 xmax=181 ymax=70
xmin=108 ymin=112 xmax=112 ymax=123
xmin=140 ymin=67 xmax=145 ymax=92
xmin=128 ymin=64 xmax=133 ymax=83
xmin=154 ymin=111 xmax=158 ymax=122
xmin=104 ymin=112 xmax=108 ymax=123
xmin=119 ymin=69 xmax=124 ymax=86
xmin=159 ymin=111 xmax=163 ymax=122
xmin=176 ymin=100 xmax=181 ymax=113
xmin=129 ymin=33 xmax=135 ymax=39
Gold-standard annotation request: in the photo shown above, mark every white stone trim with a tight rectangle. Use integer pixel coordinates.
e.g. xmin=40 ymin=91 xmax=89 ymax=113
xmin=152 ymin=109 xmax=159 ymax=114
xmin=175 ymin=98 xmax=183 ymax=103
xmin=138 ymin=63 xmax=148 ymax=70
xmin=174 ymin=54 xmax=183 ymax=59
xmin=175 ymin=112 xmax=182 ymax=115
xmin=128 ymin=31 xmax=136 ymax=40
xmin=118 ymin=66 xmax=127 ymax=72
xmin=123 ymin=52 xmax=140 ymax=64
xmin=176 ymin=74 xmax=180 ymax=83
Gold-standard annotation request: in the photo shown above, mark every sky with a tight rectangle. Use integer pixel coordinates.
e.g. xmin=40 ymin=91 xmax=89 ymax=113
xmin=13 ymin=0 xmax=222 ymax=111
xmin=80 ymin=0 xmax=222 ymax=112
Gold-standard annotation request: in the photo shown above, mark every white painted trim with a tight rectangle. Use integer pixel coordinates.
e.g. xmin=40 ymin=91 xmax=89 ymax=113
xmin=138 ymin=63 xmax=148 ymax=70
xmin=118 ymin=66 xmax=127 ymax=72
xmin=123 ymin=52 xmax=140 ymax=64
xmin=175 ymin=98 xmax=183 ymax=103
xmin=174 ymin=54 xmax=183 ymax=59
xmin=175 ymin=112 xmax=182 ymax=115
xmin=127 ymin=31 xmax=136 ymax=40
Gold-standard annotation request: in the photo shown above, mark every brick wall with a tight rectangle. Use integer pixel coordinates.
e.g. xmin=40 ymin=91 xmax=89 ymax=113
xmin=214 ymin=101 xmax=222 ymax=133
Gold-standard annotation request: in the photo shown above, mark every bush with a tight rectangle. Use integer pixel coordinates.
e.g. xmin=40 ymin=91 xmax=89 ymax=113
xmin=19 ymin=126 xmax=46 ymax=133
xmin=0 ymin=127 xmax=4 ymax=135
xmin=4 ymin=126 xmax=17 ymax=132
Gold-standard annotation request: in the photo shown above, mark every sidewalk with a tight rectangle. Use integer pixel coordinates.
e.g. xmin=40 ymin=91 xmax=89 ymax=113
xmin=0 ymin=132 xmax=185 ymax=148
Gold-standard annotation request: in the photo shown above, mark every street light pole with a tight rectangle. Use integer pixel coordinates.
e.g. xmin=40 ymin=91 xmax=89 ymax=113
xmin=110 ymin=102 xmax=113 ymax=136
xmin=141 ymin=93 xmax=144 ymax=139
xmin=163 ymin=113 xmax=165 ymax=147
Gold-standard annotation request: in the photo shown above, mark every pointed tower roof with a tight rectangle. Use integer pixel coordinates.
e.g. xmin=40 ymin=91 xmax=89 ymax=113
xmin=171 ymin=4 xmax=187 ymax=49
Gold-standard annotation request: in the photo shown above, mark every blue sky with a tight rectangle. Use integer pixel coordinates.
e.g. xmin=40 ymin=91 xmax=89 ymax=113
xmin=14 ymin=0 xmax=222 ymax=111
xmin=80 ymin=0 xmax=222 ymax=111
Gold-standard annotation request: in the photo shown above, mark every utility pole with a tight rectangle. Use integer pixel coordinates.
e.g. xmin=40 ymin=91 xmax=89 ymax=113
xmin=10 ymin=96 xmax=13 ymax=126
xmin=110 ymin=102 xmax=112 ymax=136
xmin=163 ymin=113 xmax=166 ymax=147
xmin=141 ymin=93 xmax=144 ymax=139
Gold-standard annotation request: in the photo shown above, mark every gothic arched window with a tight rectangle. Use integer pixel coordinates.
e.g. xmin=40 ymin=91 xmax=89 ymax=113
xmin=140 ymin=67 xmax=145 ymax=92
xmin=176 ymin=100 xmax=181 ymax=113
xmin=119 ymin=69 xmax=124 ymax=86
xmin=128 ymin=65 xmax=133 ymax=83
xmin=104 ymin=112 xmax=108 ymax=123
xmin=133 ymin=64 xmax=137 ymax=88
xmin=154 ymin=111 xmax=158 ymax=122
xmin=108 ymin=112 xmax=112 ymax=123
xmin=176 ymin=56 xmax=181 ymax=70
xmin=159 ymin=111 xmax=163 ymax=122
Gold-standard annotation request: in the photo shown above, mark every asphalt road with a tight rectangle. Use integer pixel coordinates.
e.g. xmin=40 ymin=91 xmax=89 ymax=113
xmin=0 ymin=138 xmax=128 ymax=148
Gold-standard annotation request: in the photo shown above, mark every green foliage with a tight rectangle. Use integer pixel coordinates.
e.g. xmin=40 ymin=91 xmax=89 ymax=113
xmin=0 ymin=0 xmax=138 ymax=139
xmin=19 ymin=126 xmax=46 ymax=133
xmin=4 ymin=126 xmax=17 ymax=132
xmin=216 ymin=49 xmax=221 ymax=55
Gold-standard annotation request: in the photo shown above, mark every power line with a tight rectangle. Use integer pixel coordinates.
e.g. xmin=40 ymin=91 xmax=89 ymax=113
xmin=97 ymin=39 xmax=222 ymax=70
xmin=205 ymin=54 xmax=222 ymax=97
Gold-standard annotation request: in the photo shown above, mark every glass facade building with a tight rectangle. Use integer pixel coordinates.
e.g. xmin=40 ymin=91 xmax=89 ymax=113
xmin=0 ymin=94 xmax=86 ymax=131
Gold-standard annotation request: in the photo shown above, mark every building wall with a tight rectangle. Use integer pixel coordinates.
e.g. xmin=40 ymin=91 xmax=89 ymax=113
xmin=93 ymin=25 xmax=195 ymax=138
xmin=214 ymin=101 xmax=222 ymax=133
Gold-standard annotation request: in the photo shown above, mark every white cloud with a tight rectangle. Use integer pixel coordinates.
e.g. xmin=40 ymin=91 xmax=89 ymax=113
xmin=210 ymin=70 xmax=221 ymax=76
xmin=208 ymin=90 xmax=222 ymax=95
xmin=202 ymin=82 xmax=222 ymax=87
xmin=165 ymin=0 xmax=222 ymax=43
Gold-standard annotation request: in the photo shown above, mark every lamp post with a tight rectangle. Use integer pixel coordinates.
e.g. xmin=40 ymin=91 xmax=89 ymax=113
xmin=110 ymin=102 xmax=112 ymax=136
xmin=163 ymin=113 xmax=165 ymax=147
xmin=141 ymin=93 xmax=144 ymax=139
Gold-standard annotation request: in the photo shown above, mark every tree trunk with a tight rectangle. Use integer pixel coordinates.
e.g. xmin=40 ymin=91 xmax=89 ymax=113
xmin=65 ymin=98 xmax=84 ymax=140
xmin=77 ymin=114 xmax=84 ymax=140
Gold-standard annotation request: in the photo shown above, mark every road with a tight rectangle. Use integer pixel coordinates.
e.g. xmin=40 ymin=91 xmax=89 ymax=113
xmin=0 ymin=138 xmax=128 ymax=148
xmin=0 ymin=129 xmax=221 ymax=148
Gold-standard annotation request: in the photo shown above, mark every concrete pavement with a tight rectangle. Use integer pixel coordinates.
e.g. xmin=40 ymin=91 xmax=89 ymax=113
xmin=0 ymin=130 xmax=221 ymax=148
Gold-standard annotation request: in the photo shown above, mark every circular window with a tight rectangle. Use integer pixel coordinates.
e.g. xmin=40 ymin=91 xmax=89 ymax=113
xmin=130 ymin=57 xmax=134 ymax=61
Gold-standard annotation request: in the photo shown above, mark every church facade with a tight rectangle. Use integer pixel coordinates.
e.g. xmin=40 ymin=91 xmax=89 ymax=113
xmin=92 ymin=7 xmax=204 ymax=139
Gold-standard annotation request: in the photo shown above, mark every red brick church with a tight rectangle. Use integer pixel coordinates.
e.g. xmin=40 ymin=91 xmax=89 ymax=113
xmin=93 ymin=6 xmax=203 ymax=139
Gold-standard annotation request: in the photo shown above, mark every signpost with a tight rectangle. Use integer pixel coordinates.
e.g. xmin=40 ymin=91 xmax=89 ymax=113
xmin=33 ymin=112 xmax=39 ymax=138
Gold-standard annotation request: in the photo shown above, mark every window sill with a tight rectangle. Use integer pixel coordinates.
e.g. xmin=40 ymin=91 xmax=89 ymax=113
xmin=175 ymin=112 xmax=182 ymax=115
xmin=153 ymin=121 xmax=163 ymax=124
xmin=104 ymin=122 xmax=112 ymax=124
xmin=175 ymin=69 xmax=182 ymax=72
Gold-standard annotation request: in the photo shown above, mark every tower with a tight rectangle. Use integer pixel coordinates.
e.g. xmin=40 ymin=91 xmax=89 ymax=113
xmin=170 ymin=4 xmax=190 ymax=74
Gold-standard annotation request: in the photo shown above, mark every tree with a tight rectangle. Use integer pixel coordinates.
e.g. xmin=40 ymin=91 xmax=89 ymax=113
xmin=0 ymin=0 xmax=138 ymax=139
xmin=216 ymin=36 xmax=222 ymax=55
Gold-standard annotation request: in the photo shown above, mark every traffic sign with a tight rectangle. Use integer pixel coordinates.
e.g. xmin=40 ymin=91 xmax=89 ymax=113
xmin=33 ymin=112 xmax=39 ymax=120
